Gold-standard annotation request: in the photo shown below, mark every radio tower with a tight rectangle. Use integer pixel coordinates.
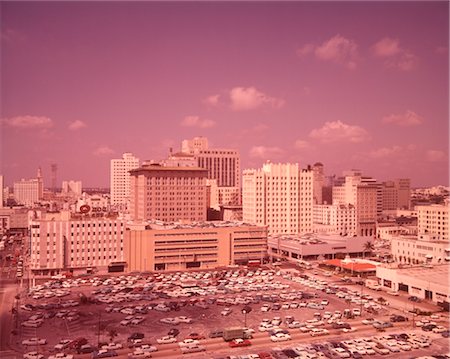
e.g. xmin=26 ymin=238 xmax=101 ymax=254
xmin=51 ymin=163 xmax=58 ymax=194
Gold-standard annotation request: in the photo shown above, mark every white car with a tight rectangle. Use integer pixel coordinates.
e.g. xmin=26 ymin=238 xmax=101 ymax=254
xmin=139 ymin=344 xmax=158 ymax=353
xmin=310 ymin=328 xmax=329 ymax=337
xmin=176 ymin=316 xmax=192 ymax=323
xmin=22 ymin=338 xmax=47 ymax=346
xmin=270 ymin=333 xmax=291 ymax=342
xmin=23 ymin=352 xmax=44 ymax=359
xmin=54 ymin=339 xmax=72 ymax=350
xmin=221 ymin=308 xmax=232 ymax=316
xmin=433 ymin=326 xmax=447 ymax=333
xmin=156 ymin=336 xmax=177 ymax=344
xmin=159 ymin=317 xmax=179 ymax=325
xmin=127 ymin=350 xmax=152 ymax=358
xmin=178 ymin=339 xmax=199 ymax=347
xmin=101 ymin=342 xmax=123 ymax=350
xmin=21 ymin=320 xmax=43 ymax=328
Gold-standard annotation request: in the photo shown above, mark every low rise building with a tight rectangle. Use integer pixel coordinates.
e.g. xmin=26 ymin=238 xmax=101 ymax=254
xmin=124 ymin=221 xmax=268 ymax=272
xmin=391 ymin=234 xmax=450 ymax=265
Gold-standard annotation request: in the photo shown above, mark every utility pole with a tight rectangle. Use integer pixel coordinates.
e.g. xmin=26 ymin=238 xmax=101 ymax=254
xmin=97 ymin=311 xmax=101 ymax=346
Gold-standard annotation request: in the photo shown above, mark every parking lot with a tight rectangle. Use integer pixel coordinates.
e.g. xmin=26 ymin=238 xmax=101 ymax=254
xmin=11 ymin=266 xmax=450 ymax=358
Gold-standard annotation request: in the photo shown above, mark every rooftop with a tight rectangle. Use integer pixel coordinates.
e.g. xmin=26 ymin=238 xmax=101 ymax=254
xmin=130 ymin=164 xmax=208 ymax=174
xmin=130 ymin=220 xmax=266 ymax=231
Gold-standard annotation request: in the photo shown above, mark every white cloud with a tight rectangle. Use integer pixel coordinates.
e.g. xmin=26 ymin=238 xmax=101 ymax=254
xmin=249 ymin=146 xmax=283 ymax=159
xmin=93 ymin=146 xmax=114 ymax=156
xmin=309 ymin=121 xmax=369 ymax=143
xmin=68 ymin=120 xmax=87 ymax=131
xmin=203 ymin=94 xmax=220 ymax=106
xmin=372 ymin=37 xmax=418 ymax=71
xmin=314 ymin=35 xmax=359 ymax=69
xmin=180 ymin=115 xmax=215 ymax=129
xmin=296 ymin=44 xmax=315 ymax=57
xmin=382 ymin=110 xmax=423 ymax=126
xmin=427 ymin=150 xmax=446 ymax=162
xmin=2 ymin=115 xmax=53 ymax=129
xmin=229 ymin=87 xmax=285 ymax=111
xmin=369 ymin=146 xmax=403 ymax=159
xmin=294 ymin=140 xmax=310 ymax=149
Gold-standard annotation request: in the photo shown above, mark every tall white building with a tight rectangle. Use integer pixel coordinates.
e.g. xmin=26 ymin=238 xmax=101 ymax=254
xmin=181 ymin=137 xmax=241 ymax=205
xmin=313 ymin=204 xmax=357 ymax=236
xmin=417 ymin=203 xmax=449 ymax=241
xmin=0 ymin=175 xmax=4 ymax=208
xmin=242 ymin=162 xmax=313 ymax=235
xmin=110 ymin=153 xmax=140 ymax=209
xmin=62 ymin=180 xmax=82 ymax=196
xmin=13 ymin=168 xmax=44 ymax=207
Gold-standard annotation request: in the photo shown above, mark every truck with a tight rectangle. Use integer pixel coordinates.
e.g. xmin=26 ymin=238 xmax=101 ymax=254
xmin=365 ymin=278 xmax=382 ymax=291
xmin=222 ymin=327 xmax=252 ymax=341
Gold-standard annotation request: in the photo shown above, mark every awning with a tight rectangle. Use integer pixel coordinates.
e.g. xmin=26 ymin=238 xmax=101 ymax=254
xmin=425 ymin=254 xmax=433 ymax=259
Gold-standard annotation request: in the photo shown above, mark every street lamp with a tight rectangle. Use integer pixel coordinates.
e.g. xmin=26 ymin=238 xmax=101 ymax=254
xmin=242 ymin=306 xmax=252 ymax=328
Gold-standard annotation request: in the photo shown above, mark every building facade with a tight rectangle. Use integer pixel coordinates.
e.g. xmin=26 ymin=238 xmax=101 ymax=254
xmin=181 ymin=137 xmax=241 ymax=205
xmin=124 ymin=222 xmax=268 ymax=272
xmin=110 ymin=152 xmax=140 ymax=209
xmin=391 ymin=235 xmax=450 ymax=265
xmin=129 ymin=164 xmax=208 ymax=222
xmin=417 ymin=204 xmax=449 ymax=241
xmin=313 ymin=204 xmax=357 ymax=236
xmin=243 ymin=163 xmax=313 ymax=235
xmin=62 ymin=180 xmax=82 ymax=196
xmin=29 ymin=213 xmax=125 ymax=275
xmin=382 ymin=179 xmax=411 ymax=210
xmin=13 ymin=176 xmax=44 ymax=207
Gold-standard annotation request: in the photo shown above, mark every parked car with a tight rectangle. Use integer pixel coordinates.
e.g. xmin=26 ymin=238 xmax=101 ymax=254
xmin=128 ymin=333 xmax=144 ymax=341
xmin=48 ymin=354 xmax=74 ymax=359
xmin=156 ymin=336 xmax=177 ymax=344
xmin=168 ymin=328 xmax=180 ymax=337
xmin=229 ymin=339 xmax=251 ymax=348
xmin=92 ymin=350 xmax=118 ymax=359
xmin=408 ymin=296 xmax=421 ymax=302
xmin=22 ymin=338 xmax=47 ymax=346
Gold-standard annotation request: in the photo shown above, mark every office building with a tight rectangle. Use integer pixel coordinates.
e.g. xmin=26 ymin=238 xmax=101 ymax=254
xmin=29 ymin=212 xmax=125 ymax=276
xmin=129 ymin=164 xmax=208 ymax=222
xmin=382 ymin=179 xmax=411 ymax=210
xmin=417 ymin=203 xmax=449 ymax=241
xmin=62 ymin=180 xmax=82 ymax=196
xmin=181 ymin=137 xmax=241 ymax=205
xmin=124 ymin=221 xmax=268 ymax=272
xmin=313 ymin=204 xmax=357 ymax=236
xmin=110 ymin=152 xmax=140 ymax=209
xmin=242 ymin=162 xmax=313 ymax=235
xmin=312 ymin=162 xmax=325 ymax=204
xmin=0 ymin=175 xmax=3 ymax=208
xmin=13 ymin=168 xmax=44 ymax=207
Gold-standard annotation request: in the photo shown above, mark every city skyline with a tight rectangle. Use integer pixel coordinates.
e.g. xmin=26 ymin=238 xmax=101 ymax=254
xmin=1 ymin=1 xmax=449 ymax=187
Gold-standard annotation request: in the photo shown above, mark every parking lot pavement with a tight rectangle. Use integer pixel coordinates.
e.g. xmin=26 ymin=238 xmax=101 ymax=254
xmin=9 ymin=267 xmax=449 ymax=358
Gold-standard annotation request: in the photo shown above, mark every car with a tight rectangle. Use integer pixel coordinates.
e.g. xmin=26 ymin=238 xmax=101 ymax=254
xmin=48 ymin=354 xmax=74 ymax=359
xmin=128 ymin=333 xmax=144 ymax=341
xmin=77 ymin=345 xmax=97 ymax=354
xmin=372 ymin=321 xmax=393 ymax=329
xmin=101 ymin=343 xmax=122 ymax=350
xmin=180 ymin=345 xmax=206 ymax=354
xmin=441 ymin=330 xmax=450 ymax=338
xmin=209 ymin=330 xmax=224 ymax=338
xmin=390 ymin=315 xmax=408 ymax=322
xmin=54 ymin=339 xmax=72 ymax=350
xmin=362 ymin=318 xmax=375 ymax=325
xmin=92 ymin=350 xmax=118 ymax=359
xmin=221 ymin=308 xmax=232 ymax=316
xmin=270 ymin=333 xmax=291 ymax=342
xmin=186 ymin=333 xmax=205 ymax=340
xmin=127 ymin=350 xmax=152 ymax=359
xmin=342 ymin=327 xmax=357 ymax=333
xmin=23 ymin=352 xmax=45 ymax=359
xmin=422 ymin=324 xmax=437 ymax=332
xmin=310 ymin=328 xmax=329 ymax=337
xmin=22 ymin=338 xmax=47 ymax=346
xmin=139 ymin=345 xmax=158 ymax=353
xmin=69 ymin=337 xmax=88 ymax=349
xmin=176 ymin=316 xmax=193 ymax=323
xmin=229 ymin=339 xmax=252 ymax=348
xmin=383 ymin=341 xmax=400 ymax=353
xmin=156 ymin=336 xmax=177 ymax=344
xmin=168 ymin=328 xmax=180 ymax=337
xmin=408 ymin=296 xmax=421 ymax=302
xmin=179 ymin=339 xmax=200 ymax=347
xmin=21 ymin=320 xmax=43 ymax=328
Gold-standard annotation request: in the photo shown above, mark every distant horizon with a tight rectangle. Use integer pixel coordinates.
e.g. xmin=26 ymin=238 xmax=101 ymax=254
xmin=2 ymin=1 xmax=448 ymax=188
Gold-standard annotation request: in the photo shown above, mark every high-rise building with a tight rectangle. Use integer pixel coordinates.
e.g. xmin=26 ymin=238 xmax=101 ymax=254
xmin=332 ymin=171 xmax=378 ymax=237
xmin=313 ymin=204 xmax=357 ymax=236
xmin=129 ymin=164 xmax=208 ymax=222
xmin=417 ymin=203 xmax=449 ymax=241
xmin=110 ymin=153 xmax=140 ymax=209
xmin=312 ymin=162 xmax=325 ymax=204
xmin=62 ymin=180 xmax=82 ymax=196
xmin=0 ymin=175 xmax=3 ymax=208
xmin=242 ymin=162 xmax=313 ymax=235
xmin=382 ymin=179 xmax=411 ymax=211
xmin=181 ymin=137 xmax=241 ymax=205
xmin=13 ymin=168 xmax=44 ymax=207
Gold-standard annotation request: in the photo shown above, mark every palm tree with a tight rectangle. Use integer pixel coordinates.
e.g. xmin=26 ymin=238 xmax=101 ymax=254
xmin=363 ymin=241 xmax=375 ymax=258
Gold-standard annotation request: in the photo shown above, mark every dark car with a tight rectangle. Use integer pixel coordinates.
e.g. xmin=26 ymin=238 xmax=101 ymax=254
xmin=208 ymin=330 xmax=223 ymax=338
xmin=422 ymin=324 xmax=437 ymax=332
xmin=351 ymin=351 xmax=363 ymax=359
xmin=128 ymin=332 xmax=144 ymax=341
xmin=282 ymin=348 xmax=299 ymax=358
xmin=78 ymin=344 xmax=97 ymax=354
xmin=408 ymin=296 xmax=421 ymax=302
xmin=441 ymin=330 xmax=450 ymax=338
xmin=390 ymin=315 xmax=408 ymax=322
xmin=332 ymin=322 xmax=351 ymax=329
xmin=168 ymin=328 xmax=180 ymax=337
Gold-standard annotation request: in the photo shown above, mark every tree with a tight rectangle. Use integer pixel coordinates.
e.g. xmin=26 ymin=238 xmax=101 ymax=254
xmin=363 ymin=241 xmax=375 ymax=258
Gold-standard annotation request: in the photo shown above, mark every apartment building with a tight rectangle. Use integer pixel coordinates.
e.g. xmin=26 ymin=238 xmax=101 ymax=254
xmin=391 ymin=235 xmax=450 ymax=265
xmin=313 ymin=204 xmax=357 ymax=236
xmin=181 ymin=137 xmax=241 ymax=205
xmin=124 ymin=221 xmax=268 ymax=272
xmin=29 ymin=211 xmax=125 ymax=276
xmin=110 ymin=152 xmax=140 ymax=209
xmin=242 ymin=163 xmax=313 ymax=235
xmin=129 ymin=164 xmax=208 ymax=222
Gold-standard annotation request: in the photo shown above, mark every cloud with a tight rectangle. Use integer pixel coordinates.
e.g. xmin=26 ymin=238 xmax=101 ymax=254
xmin=382 ymin=110 xmax=423 ymax=126
xmin=180 ymin=115 xmax=215 ymax=128
xmin=249 ymin=146 xmax=283 ymax=159
xmin=369 ymin=145 xmax=403 ymax=159
xmin=372 ymin=37 xmax=418 ymax=71
xmin=229 ymin=87 xmax=285 ymax=111
xmin=309 ymin=121 xmax=369 ymax=143
xmin=426 ymin=150 xmax=446 ymax=162
xmin=294 ymin=140 xmax=310 ymax=149
xmin=2 ymin=115 xmax=53 ymax=129
xmin=297 ymin=35 xmax=359 ymax=69
xmin=203 ymin=94 xmax=220 ymax=106
xmin=93 ymin=146 xmax=114 ymax=156
xmin=68 ymin=120 xmax=87 ymax=131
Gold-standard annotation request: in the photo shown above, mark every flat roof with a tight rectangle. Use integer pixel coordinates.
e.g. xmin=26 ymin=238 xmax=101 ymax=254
xmin=130 ymin=165 xmax=208 ymax=174
xmin=131 ymin=220 xmax=266 ymax=230
xmin=324 ymin=259 xmax=377 ymax=272
xmin=396 ymin=264 xmax=450 ymax=286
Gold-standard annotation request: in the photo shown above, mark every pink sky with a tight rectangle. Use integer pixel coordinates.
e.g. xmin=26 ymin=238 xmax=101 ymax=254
xmin=1 ymin=1 xmax=448 ymax=188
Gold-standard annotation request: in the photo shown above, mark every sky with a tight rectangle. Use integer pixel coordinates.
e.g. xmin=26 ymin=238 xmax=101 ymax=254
xmin=1 ymin=1 xmax=449 ymax=188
